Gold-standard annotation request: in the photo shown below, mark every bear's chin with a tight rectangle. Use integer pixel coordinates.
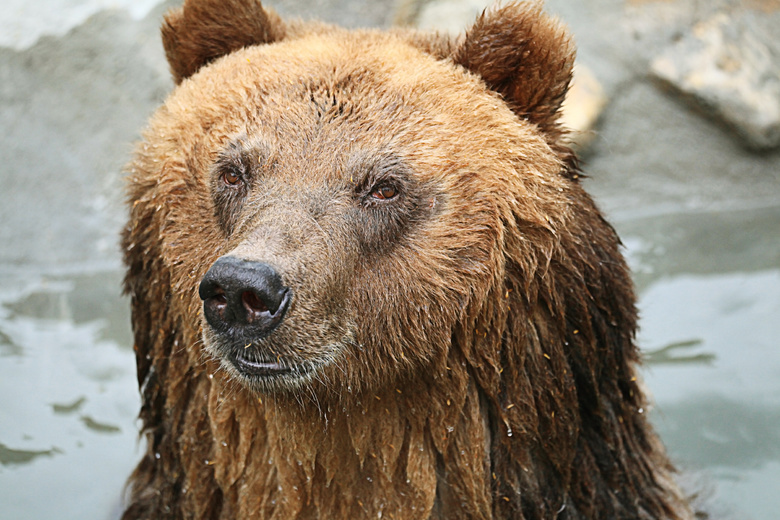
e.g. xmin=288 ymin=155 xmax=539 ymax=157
xmin=202 ymin=334 xmax=336 ymax=393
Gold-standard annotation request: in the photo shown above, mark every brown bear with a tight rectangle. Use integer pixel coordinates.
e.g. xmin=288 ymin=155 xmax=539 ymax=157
xmin=121 ymin=0 xmax=694 ymax=518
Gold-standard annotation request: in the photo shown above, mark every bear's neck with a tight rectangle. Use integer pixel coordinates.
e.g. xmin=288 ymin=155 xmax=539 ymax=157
xmin=203 ymin=366 xmax=491 ymax=519
xmin=145 ymin=333 xmax=692 ymax=520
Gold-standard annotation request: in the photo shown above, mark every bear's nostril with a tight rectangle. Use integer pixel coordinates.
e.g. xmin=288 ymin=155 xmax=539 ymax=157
xmin=212 ymin=291 xmax=227 ymax=306
xmin=242 ymin=290 xmax=270 ymax=316
xmin=203 ymin=290 xmax=228 ymax=320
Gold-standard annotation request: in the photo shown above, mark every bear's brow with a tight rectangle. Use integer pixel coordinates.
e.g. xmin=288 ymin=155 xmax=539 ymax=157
xmin=347 ymin=149 xmax=409 ymax=182
xmin=213 ymin=135 xmax=275 ymax=173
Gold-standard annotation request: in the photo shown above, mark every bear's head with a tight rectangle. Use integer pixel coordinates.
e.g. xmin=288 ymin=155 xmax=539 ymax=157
xmin=125 ymin=0 xmax=578 ymax=397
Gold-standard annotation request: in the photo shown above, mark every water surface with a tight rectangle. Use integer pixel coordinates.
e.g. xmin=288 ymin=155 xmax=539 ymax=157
xmin=0 ymin=270 xmax=139 ymax=520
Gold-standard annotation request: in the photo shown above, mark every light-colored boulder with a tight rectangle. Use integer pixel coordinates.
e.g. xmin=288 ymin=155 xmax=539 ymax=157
xmin=651 ymin=11 xmax=780 ymax=150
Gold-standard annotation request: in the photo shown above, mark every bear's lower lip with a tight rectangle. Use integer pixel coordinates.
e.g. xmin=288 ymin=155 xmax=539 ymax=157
xmin=232 ymin=353 xmax=292 ymax=377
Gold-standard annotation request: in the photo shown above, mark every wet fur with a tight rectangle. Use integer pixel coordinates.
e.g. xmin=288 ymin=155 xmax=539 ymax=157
xmin=121 ymin=1 xmax=694 ymax=518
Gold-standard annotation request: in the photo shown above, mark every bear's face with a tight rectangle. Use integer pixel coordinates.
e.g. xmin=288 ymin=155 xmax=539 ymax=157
xmin=140 ymin=28 xmax=569 ymax=395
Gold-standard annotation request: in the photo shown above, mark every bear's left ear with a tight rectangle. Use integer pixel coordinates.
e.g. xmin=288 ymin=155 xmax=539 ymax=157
xmin=453 ymin=1 xmax=575 ymax=136
xmin=162 ymin=0 xmax=286 ymax=84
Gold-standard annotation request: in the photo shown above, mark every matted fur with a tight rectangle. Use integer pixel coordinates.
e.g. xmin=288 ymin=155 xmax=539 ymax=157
xmin=121 ymin=1 xmax=694 ymax=518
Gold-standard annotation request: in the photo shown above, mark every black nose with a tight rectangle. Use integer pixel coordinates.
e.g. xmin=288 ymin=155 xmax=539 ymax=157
xmin=199 ymin=256 xmax=291 ymax=337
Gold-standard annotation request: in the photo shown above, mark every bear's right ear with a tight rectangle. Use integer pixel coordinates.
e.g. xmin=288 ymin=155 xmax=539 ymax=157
xmin=162 ymin=0 xmax=286 ymax=84
xmin=453 ymin=1 xmax=575 ymax=137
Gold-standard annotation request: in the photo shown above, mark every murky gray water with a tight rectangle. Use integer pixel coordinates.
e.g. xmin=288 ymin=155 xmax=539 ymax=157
xmin=1 ymin=205 xmax=778 ymax=520
xmin=0 ymin=269 xmax=139 ymax=519
xmin=620 ymin=204 xmax=780 ymax=520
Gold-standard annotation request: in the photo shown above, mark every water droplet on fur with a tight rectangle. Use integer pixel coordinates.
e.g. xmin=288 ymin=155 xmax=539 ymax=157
xmin=221 ymin=441 xmax=227 ymax=447
xmin=446 ymin=426 xmax=454 ymax=433
xmin=154 ymin=452 xmax=160 ymax=459
xmin=507 ymin=425 xmax=513 ymax=437
xmin=296 ymin=460 xmax=303 ymax=466
xmin=638 ymin=407 xmax=644 ymax=414
xmin=348 ymin=385 xmax=353 ymax=393
xmin=268 ymin=458 xmax=274 ymax=465
xmin=366 ymin=477 xmax=373 ymax=483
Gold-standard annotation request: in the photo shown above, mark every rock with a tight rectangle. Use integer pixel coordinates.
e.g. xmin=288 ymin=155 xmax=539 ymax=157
xmin=561 ymin=65 xmax=608 ymax=151
xmin=651 ymin=11 xmax=780 ymax=150
xmin=0 ymin=0 xmax=164 ymax=50
xmin=0 ymin=5 xmax=175 ymax=268
xmin=272 ymin=0 xmax=396 ymax=28
xmin=415 ymin=0 xmax=488 ymax=33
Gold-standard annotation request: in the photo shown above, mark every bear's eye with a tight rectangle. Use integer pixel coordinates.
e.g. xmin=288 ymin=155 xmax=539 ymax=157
xmin=221 ymin=169 xmax=242 ymax=186
xmin=370 ymin=185 xmax=398 ymax=200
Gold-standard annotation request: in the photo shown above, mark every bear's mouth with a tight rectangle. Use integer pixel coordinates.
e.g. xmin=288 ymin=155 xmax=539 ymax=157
xmin=201 ymin=323 xmax=349 ymax=391
xmin=231 ymin=351 xmax=293 ymax=377
xmin=228 ymin=350 xmax=319 ymax=385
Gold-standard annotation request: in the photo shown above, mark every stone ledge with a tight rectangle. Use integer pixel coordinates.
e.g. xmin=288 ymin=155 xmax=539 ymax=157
xmin=651 ymin=11 xmax=780 ymax=150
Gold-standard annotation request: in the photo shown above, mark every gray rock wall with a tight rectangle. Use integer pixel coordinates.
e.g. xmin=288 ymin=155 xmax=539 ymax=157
xmin=0 ymin=1 xmax=176 ymax=269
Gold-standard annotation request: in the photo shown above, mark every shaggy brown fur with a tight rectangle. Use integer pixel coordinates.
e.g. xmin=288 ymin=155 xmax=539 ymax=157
xmin=121 ymin=1 xmax=694 ymax=518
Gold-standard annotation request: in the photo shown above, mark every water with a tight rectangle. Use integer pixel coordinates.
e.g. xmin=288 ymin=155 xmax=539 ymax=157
xmin=619 ymin=204 xmax=780 ymax=520
xmin=0 ymin=270 xmax=140 ymax=520
xmin=0 ymin=205 xmax=778 ymax=519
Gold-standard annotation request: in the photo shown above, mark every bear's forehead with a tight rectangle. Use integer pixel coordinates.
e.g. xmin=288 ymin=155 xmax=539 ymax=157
xmin=168 ymin=31 xmax=514 ymax=132
xmin=230 ymin=32 xmax=461 ymax=94
xmin=155 ymin=30 xmax=554 ymax=186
